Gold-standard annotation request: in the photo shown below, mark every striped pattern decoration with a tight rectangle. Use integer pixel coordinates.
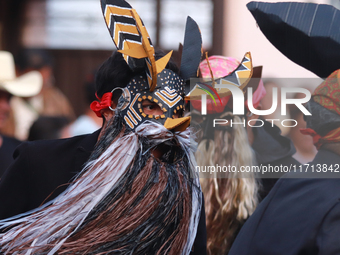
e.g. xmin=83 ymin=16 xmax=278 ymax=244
xmin=101 ymin=0 xmax=156 ymax=89
xmin=125 ymin=93 xmax=142 ymax=129
xmin=129 ymin=8 xmax=157 ymax=91
xmin=155 ymin=87 xmax=182 ymax=108
xmin=217 ymin=52 xmax=252 ymax=89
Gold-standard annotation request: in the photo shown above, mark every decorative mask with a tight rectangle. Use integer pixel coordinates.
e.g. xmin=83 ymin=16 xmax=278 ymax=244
xmin=99 ymin=0 xmax=203 ymax=131
xmin=187 ymin=53 xmax=265 ymax=141
xmin=187 ymin=52 xmax=254 ymax=114
xmin=116 ymin=69 xmax=186 ymax=130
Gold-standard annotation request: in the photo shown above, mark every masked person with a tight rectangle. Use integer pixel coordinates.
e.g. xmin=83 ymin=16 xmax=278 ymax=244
xmin=7 ymin=48 xmax=76 ymax=140
xmin=229 ymin=68 xmax=340 ymax=255
xmin=229 ymin=2 xmax=340 ymax=253
xmin=0 ymin=51 xmax=42 ymax=177
xmin=190 ymin=54 xmax=259 ymax=255
xmin=191 ymin=54 xmax=299 ymax=254
xmin=0 ymin=1 xmax=206 ymax=254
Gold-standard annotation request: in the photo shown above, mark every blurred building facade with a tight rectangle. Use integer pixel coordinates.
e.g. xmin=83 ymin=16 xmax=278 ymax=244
xmin=0 ymin=0 xmax=336 ymax=118
xmin=0 ymin=0 xmax=217 ymax=117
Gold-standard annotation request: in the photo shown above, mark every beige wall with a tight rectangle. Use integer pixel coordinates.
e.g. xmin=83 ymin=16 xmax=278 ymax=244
xmin=223 ymin=0 xmax=329 ymax=81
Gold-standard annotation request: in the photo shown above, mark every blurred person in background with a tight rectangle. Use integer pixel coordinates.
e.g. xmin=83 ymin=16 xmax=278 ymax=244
xmin=229 ymin=69 xmax=340 ymax=255
xmin=193 ymin=54 xmax=300 ymax=254
xmin=248 ymin=79 xmax=300 ymax=199
xmin=0 ymin=51 xmax=42 ymax=177
xmin=228 ymin=2 xmax=340 ymax=254
xmin=287 ymin=88 xmax=317 ymax=164
xmin=192 ymin=54 xmax=260 ymax=255
xmin=28 ymin=116 xmax=71 ymax=141
xmin=62 ymin=72 xmax=101 ymax=137
xmin=3 ymin=48 xmax=75 ymax=140
xmin=260 ymin=80 xmax=290 ymax=136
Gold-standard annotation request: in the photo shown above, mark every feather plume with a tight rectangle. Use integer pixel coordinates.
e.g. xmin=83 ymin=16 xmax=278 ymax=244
xmin=101 ymin=0 xmax=172 ymax=91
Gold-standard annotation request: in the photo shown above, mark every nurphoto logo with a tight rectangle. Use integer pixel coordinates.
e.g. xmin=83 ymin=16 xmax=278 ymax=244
xmin=190 ymin=79 xmax=312 ymax=128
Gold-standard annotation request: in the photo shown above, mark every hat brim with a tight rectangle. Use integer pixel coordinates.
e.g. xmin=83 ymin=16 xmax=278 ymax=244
xmin=0 ymin=71 xmax=42 ymax=97
xmin=247 ymin=1 xmax=340 ymax=78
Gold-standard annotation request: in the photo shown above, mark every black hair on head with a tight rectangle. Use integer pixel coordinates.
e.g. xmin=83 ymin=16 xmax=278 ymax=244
xmin=85 ymin=80 xmax=97 ymax=105
xmin=95 ymin=50 xmax=180 ymax=99
xmin=28 ymin=116 xmax=70 ymax=141
xmin=95 ymin=51 xmax=133 ymax=98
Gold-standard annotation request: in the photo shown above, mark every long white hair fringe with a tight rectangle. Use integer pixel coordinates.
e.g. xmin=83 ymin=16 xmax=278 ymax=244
xmin=0 ymin=121 xmax=201 ymax=255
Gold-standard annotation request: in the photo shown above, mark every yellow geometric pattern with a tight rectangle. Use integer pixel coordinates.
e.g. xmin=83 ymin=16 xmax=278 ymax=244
xmin=129 ymin=93 xmax=142 ymax=121
xmin=155 ymin=92 xmax=182 ymax=108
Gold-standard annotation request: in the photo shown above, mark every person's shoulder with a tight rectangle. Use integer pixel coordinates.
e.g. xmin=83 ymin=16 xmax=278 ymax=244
xmin=313 ymin=148 xmax=340 ymax=164
xmin=15 ymin=132 xmax=97 ymax=157
xmin=272 ymin=172 xmax=340 ymax=210
xmin=2 ymin=135 xmax=21 ymax=147
xmin=24 ymin=133 xmax=88 ymax=146
xmin=261 ymin=150 xmax=340 ymax=203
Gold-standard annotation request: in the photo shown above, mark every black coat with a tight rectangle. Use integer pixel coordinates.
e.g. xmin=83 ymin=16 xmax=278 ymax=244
xmin=0 ymin=135 xmax=21 ymax=178
xmin=0 ymin=130 xmax=207 ymax=254
xmin=229 ymin=149 xmax=340 ymax=255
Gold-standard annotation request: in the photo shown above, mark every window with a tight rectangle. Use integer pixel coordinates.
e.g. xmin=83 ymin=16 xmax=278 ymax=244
xmin=23 ymin=0 xmax=212 ymax=50
xmin=160 ymin=0 xmax=212 ymax=50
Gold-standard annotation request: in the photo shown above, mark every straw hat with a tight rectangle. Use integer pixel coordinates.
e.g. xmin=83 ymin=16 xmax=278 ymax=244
xmin=0 ymin=51 xmax=42 ymax=97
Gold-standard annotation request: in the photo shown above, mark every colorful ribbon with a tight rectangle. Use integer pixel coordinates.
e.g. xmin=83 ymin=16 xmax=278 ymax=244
xmin=90 ymin=92 xmax=113 ymax=117
xmin=300 ymin=127 xmax=340 ymax=149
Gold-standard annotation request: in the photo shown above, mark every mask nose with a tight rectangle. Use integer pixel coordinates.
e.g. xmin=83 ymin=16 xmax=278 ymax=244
xmin=163 ymin=116 xmax=191 ymax=132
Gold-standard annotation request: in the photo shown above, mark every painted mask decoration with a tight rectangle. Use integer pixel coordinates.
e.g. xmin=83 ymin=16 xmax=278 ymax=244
xmin=100 ymin=0 xmax=203 ymax=131
xmin=0 ymin=2 xmax=204 ymax=255
xmin=187 ymin=52 xmax=254 ymax=114
xmin=117 ymin=69 xmax=187 ymax=131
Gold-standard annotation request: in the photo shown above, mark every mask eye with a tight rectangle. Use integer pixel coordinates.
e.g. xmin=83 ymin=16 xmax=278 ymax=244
xmin=142 ymin=100 xmax=163 ymax=115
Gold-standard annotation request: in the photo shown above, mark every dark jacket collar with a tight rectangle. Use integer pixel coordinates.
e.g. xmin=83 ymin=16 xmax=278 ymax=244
xmin=74 ymin=129 xmax=101 ymax=172
xmin=77 ymin=129 xmax=101 ymax=152
xmin=313 ymin=148 xmax=340 ymax=165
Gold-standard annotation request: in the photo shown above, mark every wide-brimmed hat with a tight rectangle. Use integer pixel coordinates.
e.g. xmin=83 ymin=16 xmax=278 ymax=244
xmin=0 ymin=51 xmax=42 ymax=97
xmin=247 ymin=1 xmax=340 ymax=78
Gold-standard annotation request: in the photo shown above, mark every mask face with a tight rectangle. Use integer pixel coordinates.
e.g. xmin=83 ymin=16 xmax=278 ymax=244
xmin=118 ymin=69 xmax=185 ymax=130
